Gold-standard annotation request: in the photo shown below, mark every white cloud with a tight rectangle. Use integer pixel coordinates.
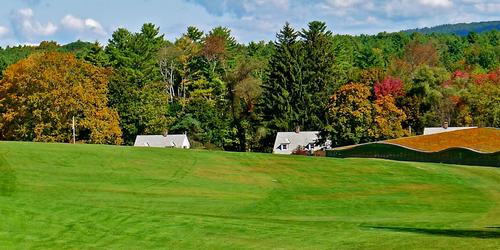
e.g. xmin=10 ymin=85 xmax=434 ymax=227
xmin=325 ymin=0 xmax=362 ymax=8
xmin=419 ymin=0 xmax=453 ymax=7
xmin=0 ymin=26 xmax=9 ymax=38
xmin=474 ymin=2 xmax=500 ymax=13
xmin=384 ymin=0 xmax=456 ymax=19
xmin=18 ymin=8 xmax=34 ymax=18
xmin=10 ymin=8 xmax=57 ymax=40
xmin=61 ymin=15 xmax=106 ymax=35
xmin=254 ymin=0 xmax=289 ymax=9
xmin=84 ymin=19 xmax=106 ymax=35
xmin=61 ymin=15 xmax=85 ymax=30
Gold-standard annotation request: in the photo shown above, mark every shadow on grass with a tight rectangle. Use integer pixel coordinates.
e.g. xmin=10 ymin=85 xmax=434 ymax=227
xmin=0 ymin=155 xmax=16 ymax=196
xmin=369 ymin=226 xmax=500 ymax=239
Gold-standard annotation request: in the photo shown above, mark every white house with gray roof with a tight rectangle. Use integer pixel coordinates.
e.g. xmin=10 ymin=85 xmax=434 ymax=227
xmin=273 ymin=130 xmax=330 ymax=155
xmin=134 ymin=134 xmax=190 ymax=149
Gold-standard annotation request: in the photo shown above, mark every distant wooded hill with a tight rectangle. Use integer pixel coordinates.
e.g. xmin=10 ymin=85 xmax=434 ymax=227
xmin=403 ymin=21 xmax=500 ymax=36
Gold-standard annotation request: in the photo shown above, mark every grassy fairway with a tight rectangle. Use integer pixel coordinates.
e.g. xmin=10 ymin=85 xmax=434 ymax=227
xmin=0 ymin=142 xmax=499 ymax=249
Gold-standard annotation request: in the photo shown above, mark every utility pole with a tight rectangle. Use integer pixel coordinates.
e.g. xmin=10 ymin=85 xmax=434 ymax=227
xmin=72 ymin=116 xmax=76 ymax=144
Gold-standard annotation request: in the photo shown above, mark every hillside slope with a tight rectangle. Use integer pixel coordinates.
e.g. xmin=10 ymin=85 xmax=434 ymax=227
xmin=387 ymin=128 xmax=500 ymax=153
xmin=403 ymin=21 xmax=500 ymax=36
xmin=0 ymin=142 xmax=499 ymax=249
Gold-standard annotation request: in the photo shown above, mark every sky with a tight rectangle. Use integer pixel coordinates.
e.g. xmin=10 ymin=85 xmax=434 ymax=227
xmin=0 ymin=0 xmax=499 ymax=46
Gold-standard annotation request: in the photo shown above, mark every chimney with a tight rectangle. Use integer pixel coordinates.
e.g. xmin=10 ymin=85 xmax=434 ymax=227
xmin=295 ymin=126 xmax=300 ymax=134
xmin=443 ymin=121 xmax=449 ymax=129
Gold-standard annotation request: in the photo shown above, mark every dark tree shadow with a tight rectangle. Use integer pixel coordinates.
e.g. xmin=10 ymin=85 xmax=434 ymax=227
xmin=368 ymin=226 xmax=500 ymax=239
xmin=0 ymin=156 xmax=16 ymax=196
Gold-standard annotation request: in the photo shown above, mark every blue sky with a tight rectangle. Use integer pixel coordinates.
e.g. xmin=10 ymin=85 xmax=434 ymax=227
xmin=0 ymin=0 xmax=498 ymax=46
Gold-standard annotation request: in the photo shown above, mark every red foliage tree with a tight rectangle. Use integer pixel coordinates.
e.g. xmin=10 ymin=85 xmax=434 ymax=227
xmin=374 ymin=76 xmax=404 ymax=99
xmin=452 ymin=70 xmax=469 ymax=79
xmin=472 ymin=68 xmax=499 ymax=85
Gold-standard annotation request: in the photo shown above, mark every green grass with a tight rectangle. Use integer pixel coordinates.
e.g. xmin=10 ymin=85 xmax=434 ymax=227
xmin=1 ymin=141 xmax=499 ymax=249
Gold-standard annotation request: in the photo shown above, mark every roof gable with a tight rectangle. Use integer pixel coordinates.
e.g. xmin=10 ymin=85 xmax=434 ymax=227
xmin=134 ymin=134 xmax=189 ymax=148
xmin=273 ymin=131 xmax=325 ymax=154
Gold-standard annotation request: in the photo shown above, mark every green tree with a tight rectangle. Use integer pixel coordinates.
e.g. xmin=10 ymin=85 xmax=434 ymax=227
xmin=226 ymin=57 xmax=263 ymax=151
xmin=260 ymin=23 xmax=304 ymax=149
xmin=300 ymin=21 xmax=336 ymax=129
xmin=81 ymin=42 xmax=109 ymax=67
xmin=0 ymin=57 xmax=6 ymax=79
xmin=185 ymin=26 xmax=204 ymax=43
xmin=402 ymin=65 xmax=450 ymax=133
xmin=106 ymin=23 xmax=171 ymax=144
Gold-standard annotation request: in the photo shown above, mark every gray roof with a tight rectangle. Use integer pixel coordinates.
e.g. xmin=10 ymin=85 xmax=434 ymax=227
xmin=423 ymin=127 xmax=476 ymax=135
xmin=134 ymin=134 xmax=189 ymax=148
xmin=273 ymin=131 xmax=329 ymax=154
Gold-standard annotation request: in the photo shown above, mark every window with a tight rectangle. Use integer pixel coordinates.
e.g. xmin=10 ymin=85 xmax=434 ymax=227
xmin=281 ymin=144 xmax=288 ymax=150
xmin=306 ymin=143 xmax=315 ymax=150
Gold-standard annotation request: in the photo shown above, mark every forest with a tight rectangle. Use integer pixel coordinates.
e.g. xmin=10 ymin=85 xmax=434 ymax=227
xmin=0 ymin=22 xmax=499 ymax=152
xmin=404 ymin=21 xmax=500 ymax=36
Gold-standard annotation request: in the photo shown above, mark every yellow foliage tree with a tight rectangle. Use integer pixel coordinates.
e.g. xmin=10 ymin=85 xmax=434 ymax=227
xmin=0 ymin=52 xmax=122 ymax=144
xmin=325 ymin=83 xmax=374 ymax=146
xmin=372 ymin=96 xmax=408 ymax=140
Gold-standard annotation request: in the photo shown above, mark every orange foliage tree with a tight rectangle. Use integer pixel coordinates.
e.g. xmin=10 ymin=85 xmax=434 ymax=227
xmin=389 ymin=41 xmax=440 ymax=82
xmin=0 ymin=52 xmax=122 ymax=144
xmin=403 ymin=41 xmax=439 ymax=70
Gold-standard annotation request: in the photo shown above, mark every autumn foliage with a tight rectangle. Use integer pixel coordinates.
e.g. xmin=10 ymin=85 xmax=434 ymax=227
xmin=372 ymin=96 xmax=408 ymax=139
xmin=403 ymin=41 xmax=439 ymax=70
xmin=374 ymin=76 xmax=405 ymax=99
xmin=325 ymin=83 xmax=408 ymax=146
xmin=325 ymin=83 xmax=373 ymax=145
xmin=202 ymin=35 xmax=227 ymax=62
xmin=0 ymin=52 xmax=122 ymax=144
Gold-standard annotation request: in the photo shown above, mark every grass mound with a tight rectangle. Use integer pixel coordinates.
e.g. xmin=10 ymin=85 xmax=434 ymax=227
xmin=0 ymin=141 xmax=499 ymax=249
xmin=387 ymin=128 xmax=500 ymax=153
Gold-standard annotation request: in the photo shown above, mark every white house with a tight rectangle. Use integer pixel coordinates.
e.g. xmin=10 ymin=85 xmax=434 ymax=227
xmin=272 ymin=130 xmax=330 ymax=155
xmin=423 ymin=122 xmax=476 ymax=135
xmin=134 ymin=134 xmax=190 ymax=149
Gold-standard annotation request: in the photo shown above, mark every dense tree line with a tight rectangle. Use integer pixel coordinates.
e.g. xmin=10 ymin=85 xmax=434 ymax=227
xmin=0 ymin=22 xmax=499 ymax=151
xmin=404 ymin=21 xmax=500 ymax=36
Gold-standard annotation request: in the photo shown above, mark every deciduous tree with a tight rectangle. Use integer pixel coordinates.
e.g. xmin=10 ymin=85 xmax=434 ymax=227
xmin=372 ymin=96 xmax=408 ymax=140
xmin=106 ymin=23 xmax=171 ymax=144
xmin=374 ymin=76 xmax=405 ymax=99
xmin=324 ymin=83 xmax=373 ymax=147
xmin=0 ymin=52 xmax=122 ymax=144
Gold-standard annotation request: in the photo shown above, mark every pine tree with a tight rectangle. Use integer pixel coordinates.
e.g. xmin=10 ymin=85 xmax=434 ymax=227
xmin=300 ymin=21 xmax=336 ymax=130
xmin=82 ymin=42 xmax=109 ymax=67
xmin=261 ymin=23 xmax=303 ymax=137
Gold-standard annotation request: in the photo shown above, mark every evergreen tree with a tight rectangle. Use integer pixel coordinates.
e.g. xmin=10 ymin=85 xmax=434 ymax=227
xmin=300 ymin=21 xmax=336 ymax=130
xmin=185 ymin=26 xmax=204 ymax=43
xmin=81 ymin=42 xmax=109 ymax=67
xmin=0 ymin=57 xmax=6 ymax=79
xmin=261 ymin=23 xmax=303 ymax=138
